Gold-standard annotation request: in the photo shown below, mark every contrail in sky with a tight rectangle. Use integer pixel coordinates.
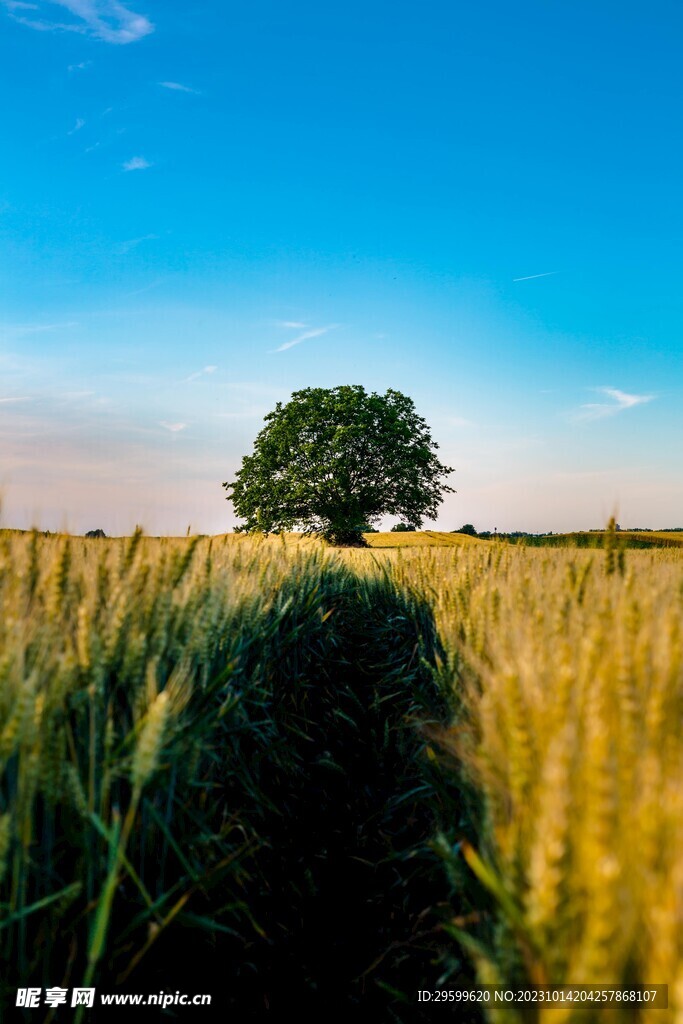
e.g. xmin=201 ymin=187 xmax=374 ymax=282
xmin=274 ymin=324 xmax=339 ymax=352
xmin=513 ymin=271 xmax=558 ymax=282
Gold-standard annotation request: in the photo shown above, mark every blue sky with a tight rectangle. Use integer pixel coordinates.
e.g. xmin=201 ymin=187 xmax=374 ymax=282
xmin=1 ymin=0 xmax=682 ymax=534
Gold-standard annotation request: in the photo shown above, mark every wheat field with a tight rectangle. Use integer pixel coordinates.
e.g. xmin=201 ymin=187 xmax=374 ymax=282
xmin=387 ymin=538 xmax=683 ymax=1022
xmin=0 ymin=527 xmax=681 ymax=1020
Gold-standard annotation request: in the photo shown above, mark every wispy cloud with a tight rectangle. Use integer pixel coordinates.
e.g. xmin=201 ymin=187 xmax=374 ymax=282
xmin=185 ymin=365 xmax=218 ymax=382
xmin=116 ymin=233 xmax=158 ymax=255
xmin=0 ymin=396 xmax=32 ymax=404
xmin=67 ymin=59 xmax=92 ymax=71
xmin=577 ymin=387 xmax=654 ymax=421
xmin=273 ymin=320 xmax=307 ymax=329
xmin=122 ymin=156 xmax=151 ymax=172
xmin=67 ymin=117 xmax=85 ymax=135
xmin=123 ymin=277 xmax=165 ymax=297
xmin=0 ymin=321 xmax=78 ymax=338
xmin=215 ymin=409 xmax=265 ymax=420
xmin=159 ymin=81 xmax=200 ymax=95
xmin=274 ymin=324 xmax=340 ymax=353
xmin=159 ymin=421 xmax=186 ymax=433
xmin=2 ymin=0 xmax=153 ymax=44
xmin=513 ymin=271 xmax=558 ymax=282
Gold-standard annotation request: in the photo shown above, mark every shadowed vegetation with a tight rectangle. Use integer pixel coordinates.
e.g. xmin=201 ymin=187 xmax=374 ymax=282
xmin=505 ymin=530 xmax=683 ymax=549
xmin=0 ymin=530 xmax=473 ymax=1021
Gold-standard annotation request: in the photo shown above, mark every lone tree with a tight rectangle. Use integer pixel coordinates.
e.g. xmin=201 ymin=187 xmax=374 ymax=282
xmin=223 ymin=385 xmax=455 ymax=545
xmin=453 ymin=523 xmax=477 ymax=536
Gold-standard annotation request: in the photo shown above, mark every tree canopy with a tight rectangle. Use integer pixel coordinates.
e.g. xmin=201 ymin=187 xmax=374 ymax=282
xmin=223 ymin=385 xmax=455 ymax=545
xmin=453 ymin=523 xmax=477 ymax=536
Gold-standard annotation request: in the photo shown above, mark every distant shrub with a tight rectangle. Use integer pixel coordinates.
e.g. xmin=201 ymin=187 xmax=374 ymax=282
xmin=85 ymin=528 xmax=107 ymax=538
xmin=391 ymin=523 xmax=417 ymax=532
xmin=452 ymin=524 xmax=477 ymax=536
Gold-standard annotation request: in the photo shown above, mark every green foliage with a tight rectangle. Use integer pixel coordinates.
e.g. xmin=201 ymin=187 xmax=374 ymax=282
xmin=453 ymin=524 xmax=477 ymax=536
xmin=223 ymin=386 xmax=455 ymax=545
xmin=505 ymin=531 xmax=679 ymax=550
xmin=391 ymin=523 xmax=417 ymax=532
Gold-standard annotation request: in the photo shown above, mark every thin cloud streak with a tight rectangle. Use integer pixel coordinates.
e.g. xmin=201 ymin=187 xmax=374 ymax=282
xmin=2 ymin=0 xmax=153 ymax=44
xmin=274 ymin=324 xmax=339 ymax=352
xmin=123 ymin=278 xmax=165 ymax=297
xmin=159 ymin=81 xmax=200 ymax=95
xmin=123 ymin=156 xmax=151 ymax=172
xmin=116 ymin=233 xmax=158 ymax=254
xmin=444 ymin=415 xmax=475 ymax=428
xmin=184 ymin=366 xmax=218 ymax=382
xmin=577 ymin=387 xmax=654 ymax=421
xmin=215 ymin=410 xmax=265 ymax=419
xmin=159 ymin=421 xmax=187 ymax=433
xmin=0 ymin=321 xmax=78 ymax=338
xmin=513 ymin=271 xmax=558 ymax=282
